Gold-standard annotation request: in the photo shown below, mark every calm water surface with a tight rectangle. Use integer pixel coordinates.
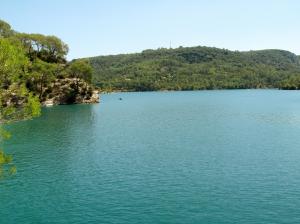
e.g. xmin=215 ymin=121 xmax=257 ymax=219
xmin=1 ymin=90 xmax=300 ymax=223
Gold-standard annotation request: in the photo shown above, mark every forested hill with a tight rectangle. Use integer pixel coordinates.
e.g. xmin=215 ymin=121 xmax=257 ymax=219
xmin=87 ymin=46 xmax=300 ymax=91
xmin=0 ymin=19 xmax=97 ymax=116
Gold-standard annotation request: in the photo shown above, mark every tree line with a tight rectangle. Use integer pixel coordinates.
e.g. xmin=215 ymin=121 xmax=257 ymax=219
xmin=0 ymin=19 xmax=93 ymax=177
xmin=88 ymin=46 xmax=300 ymax=91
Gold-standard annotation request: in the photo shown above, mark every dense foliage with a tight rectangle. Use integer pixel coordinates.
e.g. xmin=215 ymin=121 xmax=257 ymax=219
xmin=0 ymin=19 xmax=93 ymax=177
xmin=88 ymin=46 xmax=300 ymax=91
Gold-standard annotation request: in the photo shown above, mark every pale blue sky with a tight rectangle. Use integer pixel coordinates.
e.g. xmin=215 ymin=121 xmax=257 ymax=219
xmin=1 ymin=0 xmax=300 ymax=59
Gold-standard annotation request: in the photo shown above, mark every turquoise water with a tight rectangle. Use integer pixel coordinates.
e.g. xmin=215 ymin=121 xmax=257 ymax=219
xmin=1 ymin=90 xmax=300 ymax=223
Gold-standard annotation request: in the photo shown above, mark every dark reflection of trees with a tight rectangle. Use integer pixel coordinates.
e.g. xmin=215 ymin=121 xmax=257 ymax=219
xmin=3 ymin=104 xmax=97 ymax=177
xmin=0 ymin=104 xmax=99 ymax=221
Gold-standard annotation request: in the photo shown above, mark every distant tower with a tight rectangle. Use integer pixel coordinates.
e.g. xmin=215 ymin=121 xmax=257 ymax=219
xmin=169 ymin=40 xmax=172 ymax=49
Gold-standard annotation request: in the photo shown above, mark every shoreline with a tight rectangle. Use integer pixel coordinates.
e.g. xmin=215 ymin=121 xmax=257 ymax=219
xmin=99 ymin=87 xmax=289 ymax=94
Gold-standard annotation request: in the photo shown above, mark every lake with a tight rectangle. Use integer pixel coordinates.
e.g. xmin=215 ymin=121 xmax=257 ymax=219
xmin=1 ymin=90 xmax=300 ymax=224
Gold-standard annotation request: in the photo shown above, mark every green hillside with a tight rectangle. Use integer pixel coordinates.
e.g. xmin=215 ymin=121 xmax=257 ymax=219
xmin=87 ymin=46 xmax=300 ymax=91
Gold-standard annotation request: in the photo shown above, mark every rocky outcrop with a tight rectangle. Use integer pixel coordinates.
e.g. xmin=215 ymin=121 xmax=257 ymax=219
xmin=0 ymin=84 xmax=28 ymax=108
xmin=41 ymin=78 xmax=99 ymax=106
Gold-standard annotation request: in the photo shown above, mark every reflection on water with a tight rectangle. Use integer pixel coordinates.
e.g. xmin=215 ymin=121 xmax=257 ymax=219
xmin=1 ymin=90 xmax=300 ymax=224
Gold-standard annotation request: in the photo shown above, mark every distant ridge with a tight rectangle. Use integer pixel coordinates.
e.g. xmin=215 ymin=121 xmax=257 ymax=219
xmin=85 ymin=46 xmax=300 ymax=91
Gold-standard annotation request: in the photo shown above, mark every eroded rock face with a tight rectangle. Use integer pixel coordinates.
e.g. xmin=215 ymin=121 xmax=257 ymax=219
xmin=41 ymin=78 xmax=99 ymax=106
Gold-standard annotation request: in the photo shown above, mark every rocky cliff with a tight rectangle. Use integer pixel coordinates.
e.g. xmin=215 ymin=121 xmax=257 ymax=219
xmin=41 ymin=78 xmax=99 ymax=106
